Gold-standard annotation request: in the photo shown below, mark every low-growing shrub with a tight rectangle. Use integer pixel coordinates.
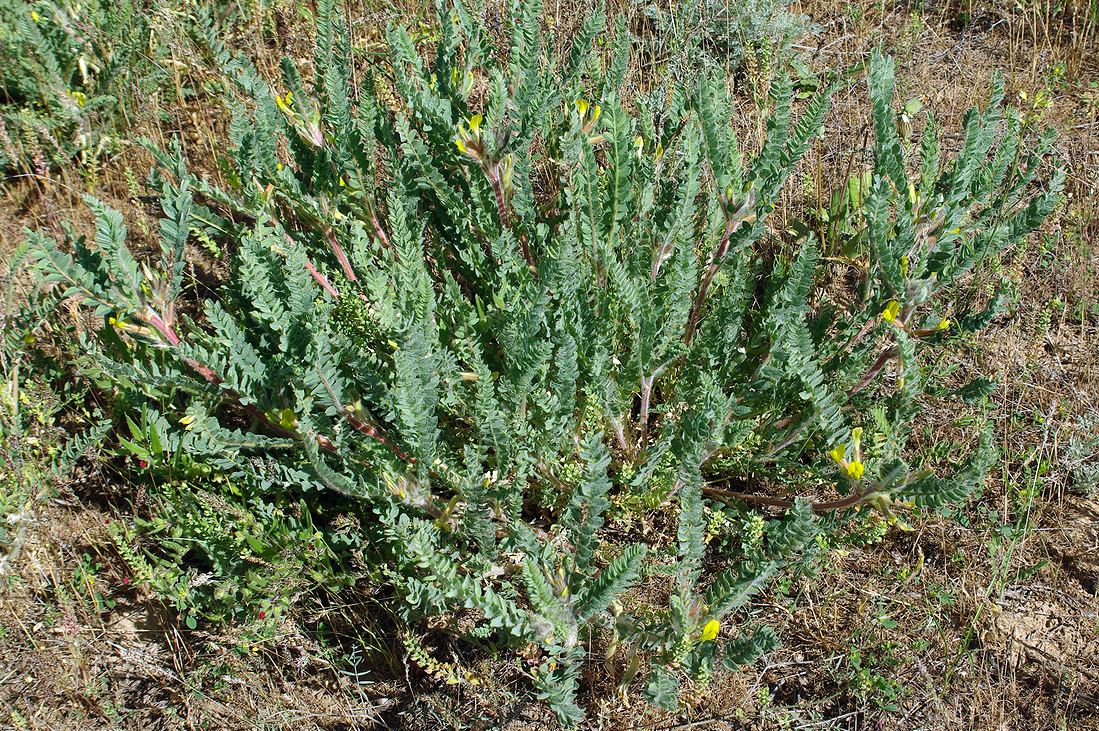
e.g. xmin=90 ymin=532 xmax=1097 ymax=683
xmin=25 ymin=0 xmax=1062 ymax=721
xmin=0 ymin=0 xmax=169 ymax=176
xmin=0 ymin=258 xmax=111 ymax=570
xmin=1066 ymin=414 xmax=1099 ymax=496
xmin=639 ymin=0 xmax=812 ymax=74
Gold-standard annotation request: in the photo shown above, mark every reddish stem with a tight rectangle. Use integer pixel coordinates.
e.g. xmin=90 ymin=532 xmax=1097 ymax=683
xmin=139 ymin=311 xmax=335 ymax=451
xmin=346 ymin=412 xmax=415 ymax=463
xmin=368 ymin=201 xmax=392 ymax=252
xmin=305 ymin=260 xmax=340 ymax=299
xmin=847 ymin=346 xmax=899 ymax=398
xmin=684 ymin=218 xmax=736 ymax=345
xmin=845 ymin=316 xmax=877 ymax=355
xmin=325 ymin=228 xmax=359 ymax=283
xmin=485 ymin=164 xmax=510 ymax=228
xmin=144 ymin=311 xmax=180 ymax=346
xmin=485 ymin=162 xmax=534 ymax=269
xmin=313 ymin=366 xmax=415 ymax=464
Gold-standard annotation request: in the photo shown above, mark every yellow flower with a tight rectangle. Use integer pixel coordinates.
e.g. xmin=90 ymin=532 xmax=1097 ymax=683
xmin=31 ymin=10 xmax=40 ymax=21
xmin=882 ymin=300 xmax=901 ymax=323
xmin=700 ymin=620 xmax=720 ymax=642
xmin=634 ymin=135 xmax=644 ymax=156
xmin=590 ymin=104 xmax=602 ymax=126
xmin=900 ymin=256 xmax=909 ymax=278
xmin=851 ymin=426 xmax=863 ymax=445
xmin=454 ymin=137 xmax=467 ymax=153
xmin=271 ymin=408 xmax=296 ymax=429
xmin=828 ymin=444 xmax=846 ymax=466
xmin=574 ymin=99 xmax=589 ymax=118
xmin=846 ymin=460 xmax=865 ymax=480
xmin=935 ymin=318 xmax=951 ymax=331
xmin=468 ymin=114 xmax=482 ymax=136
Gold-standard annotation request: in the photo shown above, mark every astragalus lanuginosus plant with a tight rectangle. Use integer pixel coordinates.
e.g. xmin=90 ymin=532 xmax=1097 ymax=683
xmin=28 ymin=0 xmax=1062 ymax=722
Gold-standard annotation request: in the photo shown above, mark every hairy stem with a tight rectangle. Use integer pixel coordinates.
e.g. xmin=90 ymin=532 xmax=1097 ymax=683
xmin=314 ymin=365 xmax=415 ymax=463
xmin=636 ymin=374 xmax=653 ymax=458
xmin=325 ymin=228 xmax=359 ymax=283
xmin=484 ymin=161 xmax=534 ymax=269
xmin=847 ymin=346 xmax=899 ymax=398
xmin=366 ymin=198 xmax=392 ymax=252
xmin=140 ymin=312 xmax=337 ymax=450
xmin=684 ymin=218 xmax=736 ymax=345
xmin=304 ymin=259 xmax=340 ymax=298
xmin=609 ymin=414 xmax=630 ymax=455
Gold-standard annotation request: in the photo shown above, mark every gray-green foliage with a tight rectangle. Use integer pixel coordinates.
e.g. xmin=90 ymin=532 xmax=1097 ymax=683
xmin=26 ymin=0 xmax=1062 ymax=722
xmin=1066 ymin=415 xmax=1099 ymax=496
xmin=639 ymin=0 xmax=811 ymax=74
xmin=0 ymin=0 xmax=162 ymax=172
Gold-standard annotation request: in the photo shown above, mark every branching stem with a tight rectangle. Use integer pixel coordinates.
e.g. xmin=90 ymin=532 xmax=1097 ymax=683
xmin=704 ymin=483 xmax=881 ymax=513
xmin=139 ymin=312 xmax=332 ymax=450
